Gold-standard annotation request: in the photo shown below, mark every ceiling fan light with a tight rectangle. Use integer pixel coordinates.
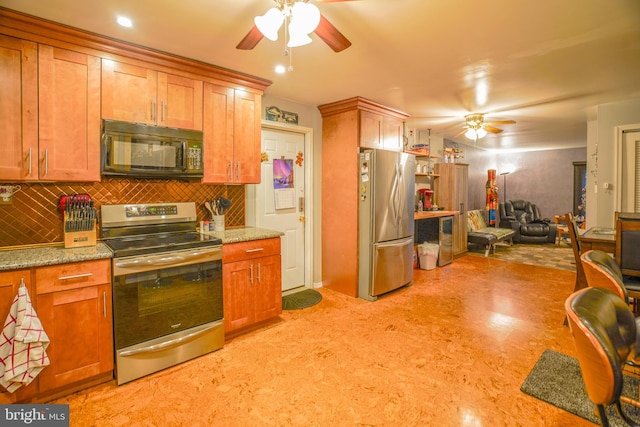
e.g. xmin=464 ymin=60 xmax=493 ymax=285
xmin=287 ymin=21 xmax=313 ymax=47
xmin=464 ymin=129 xmax=477 ymax=140
xmin=291 ymin=2 xmax=321 ymax=33
xmin=477 ymin=128 xmax=487 ymax=138
xmin=255 ymin=7 xmax=284 ymax=41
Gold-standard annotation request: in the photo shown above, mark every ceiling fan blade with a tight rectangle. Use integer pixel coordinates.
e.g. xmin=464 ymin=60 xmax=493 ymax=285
xmin=314 ymin=14 xmax=352 ymax=52
xmin=236 ymin=25 xmax=264 ymax=50
xmin=485 ymin=120 xmax=516 ymax=125
xmin=453 ymin=127 xmax=468 ymax=138
xmin=483 ymin=125 xmax=504 ymax=134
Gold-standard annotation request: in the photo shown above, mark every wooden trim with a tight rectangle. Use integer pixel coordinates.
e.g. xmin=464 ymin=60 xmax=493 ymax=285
xmin=0 ymin=7 xmax=272 ymax=92
xmin=318 ymin=96 xmax=410 ymax=119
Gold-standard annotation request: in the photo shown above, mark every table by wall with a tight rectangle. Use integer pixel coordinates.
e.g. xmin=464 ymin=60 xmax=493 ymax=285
xmin=579 ymin=227 xmax=616 ymax=255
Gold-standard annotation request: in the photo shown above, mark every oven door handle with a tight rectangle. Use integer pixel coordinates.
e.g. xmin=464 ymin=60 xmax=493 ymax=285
xmin=115 ymin=247 xmax=222 ymax=268
xmin=116 ymin=255 xmax=183 ymax=268
xmin=118 ymin=322 xmax=221 ymax=357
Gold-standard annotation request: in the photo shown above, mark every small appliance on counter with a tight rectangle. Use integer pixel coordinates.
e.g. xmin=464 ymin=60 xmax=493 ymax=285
xmin=417 ymin=189 xmax=434 ymax=210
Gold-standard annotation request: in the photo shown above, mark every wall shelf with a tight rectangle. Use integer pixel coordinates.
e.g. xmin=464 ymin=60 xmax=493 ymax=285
xmin=406 ymin=149 xmax=441 ymax=159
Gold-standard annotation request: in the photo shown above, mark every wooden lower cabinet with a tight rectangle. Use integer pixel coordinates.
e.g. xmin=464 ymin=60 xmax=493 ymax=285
xmin=36 ymin=283 xmax=113 ymax=395
xmin=0 ymin=270 xmax=38 ymax=403
xmin=222 ymin=238 xmax=282 ymax=335
xmin=0 ymin=260 xmax=114 ymax=402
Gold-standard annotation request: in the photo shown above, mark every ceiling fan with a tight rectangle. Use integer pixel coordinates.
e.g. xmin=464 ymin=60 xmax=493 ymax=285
xmin=236 ymin=0 xmax=355 ymax=52
xmin=454 ymin=113 xmax=516 ymax=140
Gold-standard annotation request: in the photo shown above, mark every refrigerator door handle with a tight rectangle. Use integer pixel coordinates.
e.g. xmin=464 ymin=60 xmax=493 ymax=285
xmin=396 ymin=164 xmax=405 ymax=227
xmin=390 ymin=163 xmax=401 ymax=225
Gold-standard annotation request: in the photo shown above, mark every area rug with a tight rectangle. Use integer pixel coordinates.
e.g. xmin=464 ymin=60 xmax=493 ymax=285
xmin=468 ymin=241 xmax=576 ymax=271
xmin=521 ymin=349 xmax=640 ymax=426
xmin=282 ymin=288 xmax=322 ymax=310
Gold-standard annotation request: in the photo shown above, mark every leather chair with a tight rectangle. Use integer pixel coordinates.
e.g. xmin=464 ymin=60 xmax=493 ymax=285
xmin=580 ymin=250 xmax=640 ymax=312
xmin=565 ymin=287 xmax=640 ymax=427
xmin=498 ymin=200 xmax=557 ymax=244
xmin=566 ymin=212 xmax=587 ymax=293
xmin=616 ymin=212 xmax=640 ymax=277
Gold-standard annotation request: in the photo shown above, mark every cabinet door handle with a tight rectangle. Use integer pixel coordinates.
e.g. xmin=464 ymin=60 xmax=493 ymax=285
xmin=245 ymin=248 xmax=264 ymax=253
xmin=237 ymin=161 xmax=241 ymax=180
xmin=228 ymin=161 xmax=233 ymax=181
xmin=103 ymin=291 xmax=107 ymax=318
xmin=151 ymin=99 xmax=155 ymax=121
xmin=257 ymin=263 xmax=261 ymax=282
xmin=249 ymin=264 xmax=254 ymax=283
xmin=28 ymin=147 xmax=32 ymax=176
xmin=44 ymin=149 xmax=49 ymax=176
xmin=58 ymin=272 xmax=92 ymax=281
xmin=161 ymin=101 xmax=166 ymax=122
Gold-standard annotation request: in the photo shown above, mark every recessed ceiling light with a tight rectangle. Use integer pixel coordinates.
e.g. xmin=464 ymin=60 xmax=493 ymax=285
xmin=274 ymin=65 xmax=286 ymax=74
xmin=117 ymin=16 xmax=133 ymax=28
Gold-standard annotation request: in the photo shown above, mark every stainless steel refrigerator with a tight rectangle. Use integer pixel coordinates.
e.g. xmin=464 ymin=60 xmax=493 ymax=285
xmin=358 ymin=149 xmax=416 ymax=300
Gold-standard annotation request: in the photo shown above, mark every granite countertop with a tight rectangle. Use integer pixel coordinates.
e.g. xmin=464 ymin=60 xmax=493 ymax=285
xmin=0 ymin=242 xmax=113 ymax=272
xmin=0 ymin=227 xmax=283 ymax=271
xmin=200 ymin=227 xmax=284 ymax=244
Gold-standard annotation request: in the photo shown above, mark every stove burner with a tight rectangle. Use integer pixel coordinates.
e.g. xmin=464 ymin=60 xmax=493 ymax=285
xmin=103 ymin=231 xmax=222 ymax=258
xmin=100 ymin=202 xmax=222 ymax=258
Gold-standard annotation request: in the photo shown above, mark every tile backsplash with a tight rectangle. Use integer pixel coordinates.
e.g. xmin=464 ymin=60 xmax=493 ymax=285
xmin=0 ymin=179 xmax=244 ymax=247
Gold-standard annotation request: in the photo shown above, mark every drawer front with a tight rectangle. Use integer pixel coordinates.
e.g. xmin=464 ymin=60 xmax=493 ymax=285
xmin=36 ymin=259 xmax=111 ymax=294
xmin=223 ymin=238 xmax=281 ymax=264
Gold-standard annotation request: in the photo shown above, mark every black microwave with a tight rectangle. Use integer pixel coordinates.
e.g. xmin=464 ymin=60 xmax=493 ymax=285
xmin=101 ymin=120 xmax=204 ymax=179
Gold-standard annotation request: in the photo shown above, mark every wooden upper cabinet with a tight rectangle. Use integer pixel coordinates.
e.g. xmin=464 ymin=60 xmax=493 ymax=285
xmin=101 ymin=59 xmax=203 ymax=130
xmin=158 ymin=72 xmax=203 ymax=129
xmin=361 ymin=111 xmax=404 ymax=152
xmin=0 ymin=37 xmax=100 ymax=181
xmin=202 ymin=83 xmax=261 ymax=184
xmin=383 ymin=116 xmax=404 ymax=151
xmin=233 ymin=89 xmax=261 ymax=183
xmin=38 ymin=45 xmax=101 ymax=181
xmin=360 ymin=110 xmax=383 ymax=150
xmin=0 ymin=35 xmax=37 ymax=181
xmin=203 ymin=83 xmax=234 ymax=183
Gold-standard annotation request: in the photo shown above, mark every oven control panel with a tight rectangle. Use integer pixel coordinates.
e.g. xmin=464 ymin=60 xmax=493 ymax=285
xmin=125 ymin=205 xmax=178 ymax=217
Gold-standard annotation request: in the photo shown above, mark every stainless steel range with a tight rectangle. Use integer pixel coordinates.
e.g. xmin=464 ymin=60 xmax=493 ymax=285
xmin=101 ymin=202 xmax=224 ymax=385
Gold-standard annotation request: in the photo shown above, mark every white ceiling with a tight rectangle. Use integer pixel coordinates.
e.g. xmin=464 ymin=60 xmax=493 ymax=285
xmin=2 ymin=0 xmax=639 ymax=151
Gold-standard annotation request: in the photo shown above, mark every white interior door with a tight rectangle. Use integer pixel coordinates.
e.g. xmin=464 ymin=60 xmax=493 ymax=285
xmin=256 ymin=128 xmax=306 ymax=291
xmin=620 ymin=130 xmax=640 ymax=212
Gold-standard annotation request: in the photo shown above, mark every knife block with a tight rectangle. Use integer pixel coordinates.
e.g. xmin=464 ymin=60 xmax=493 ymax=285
xmin=63 ymin=217 xmax=97 ymax=248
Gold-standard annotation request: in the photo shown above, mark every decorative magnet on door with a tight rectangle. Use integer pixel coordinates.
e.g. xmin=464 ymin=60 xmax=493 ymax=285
xmin=261 ymin=152 xmax=269 ymax=162
xmin=296 ymin=151 xmax=304 ymax=167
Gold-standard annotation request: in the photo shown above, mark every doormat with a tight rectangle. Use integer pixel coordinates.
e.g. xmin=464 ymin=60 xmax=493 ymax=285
xmin=282 ymin=289 xmax=322 ymax=310
xmin=520 ymin=349 xmax=640 ymax=426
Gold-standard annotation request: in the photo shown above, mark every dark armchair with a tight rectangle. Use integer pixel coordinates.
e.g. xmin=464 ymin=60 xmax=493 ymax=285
xmin=498 ymin=200 xmax=557 ymax=244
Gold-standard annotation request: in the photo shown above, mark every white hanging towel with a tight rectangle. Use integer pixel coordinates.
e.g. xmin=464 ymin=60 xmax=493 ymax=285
xmin=0 ymin=282 xmax=50 ymax=393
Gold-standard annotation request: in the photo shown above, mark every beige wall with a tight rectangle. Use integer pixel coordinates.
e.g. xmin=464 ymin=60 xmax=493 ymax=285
xmin=587 ymin=98 xmax=640 ymax=228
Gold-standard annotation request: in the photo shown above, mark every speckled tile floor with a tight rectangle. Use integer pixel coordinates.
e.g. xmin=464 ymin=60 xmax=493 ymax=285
xmin=55 ymin=255 xmax=592 ymax=427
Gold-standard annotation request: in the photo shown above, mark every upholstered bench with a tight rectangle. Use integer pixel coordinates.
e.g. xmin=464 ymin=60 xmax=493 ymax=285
xmin=467 ymin=210 xmax=516 ymax=256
